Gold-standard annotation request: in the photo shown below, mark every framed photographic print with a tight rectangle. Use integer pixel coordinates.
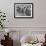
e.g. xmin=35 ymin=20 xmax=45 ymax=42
xmin=14 ymin=3 xmax=33 ymax=18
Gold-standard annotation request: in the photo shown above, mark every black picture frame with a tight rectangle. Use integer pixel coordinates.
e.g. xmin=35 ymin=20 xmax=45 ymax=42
xmin=14 ymin=3 xmax=33 ymax=18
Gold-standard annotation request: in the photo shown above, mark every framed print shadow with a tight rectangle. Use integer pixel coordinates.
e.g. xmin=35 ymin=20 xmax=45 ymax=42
xmin=14 ymin=3 xmax=33 ymax=18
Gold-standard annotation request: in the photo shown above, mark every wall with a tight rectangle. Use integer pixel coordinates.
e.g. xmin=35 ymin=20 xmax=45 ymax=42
xmin=0 ymin=0 xmax=46 ymax=27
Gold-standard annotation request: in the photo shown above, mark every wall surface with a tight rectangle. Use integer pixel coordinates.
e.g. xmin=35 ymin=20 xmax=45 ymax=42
xmin=0 ymin=0 xmax=46 ymax=27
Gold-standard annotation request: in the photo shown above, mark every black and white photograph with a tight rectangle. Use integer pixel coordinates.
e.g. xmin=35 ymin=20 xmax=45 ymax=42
xmin=14 ymin=3 xmax=33 ymax=18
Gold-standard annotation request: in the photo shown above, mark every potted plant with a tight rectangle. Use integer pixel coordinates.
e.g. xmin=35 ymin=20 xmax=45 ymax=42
xmin=0 ymin=11 xmax=6 ymax=28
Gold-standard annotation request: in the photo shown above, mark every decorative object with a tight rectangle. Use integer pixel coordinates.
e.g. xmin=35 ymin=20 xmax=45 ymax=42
xmin=5 ymin=29 xmax=11 ymax=37
xmin=0 ymin=10 xmax=6 ymax=28
xmin=5 ymin=29 xmax=10 ymax=33
xmin=1 ymin=31 xmax=13 ymax=46
xmin=14 ymin=3 xmax=33 ymax=18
